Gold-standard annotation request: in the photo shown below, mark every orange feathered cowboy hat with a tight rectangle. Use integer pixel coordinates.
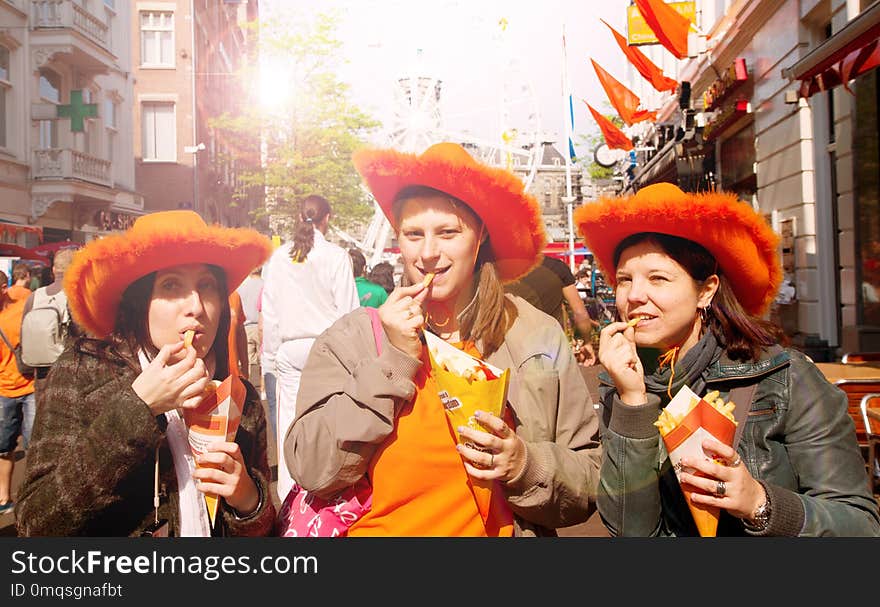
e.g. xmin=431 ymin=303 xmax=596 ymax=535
xmin=352 ymin=142 xmax=547 ymax=282
xmin=574 ymin=182 xmax=782 ymax=315
xmin=65 ymin=210 xmax=273 ymax=338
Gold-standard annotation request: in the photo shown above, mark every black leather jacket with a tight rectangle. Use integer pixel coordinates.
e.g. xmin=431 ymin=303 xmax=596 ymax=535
xmin=597 ymin=345 xmax=880 ymax=536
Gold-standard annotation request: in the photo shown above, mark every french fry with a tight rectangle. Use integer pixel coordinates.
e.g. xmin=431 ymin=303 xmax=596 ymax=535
xmin=183 ymin=330 xmax=195 ymax=349
xmin=626 ymin=317 xmax=640 ymax=328
xmin=422 ymin=272 xmax=436 ymax=288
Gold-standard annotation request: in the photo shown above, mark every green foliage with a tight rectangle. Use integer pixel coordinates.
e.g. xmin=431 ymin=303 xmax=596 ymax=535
xmin=211 ymin=10 xmax=381 ymax=234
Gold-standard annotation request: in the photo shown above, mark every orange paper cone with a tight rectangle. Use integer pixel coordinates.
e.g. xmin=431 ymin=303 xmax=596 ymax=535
xmin=683 ymin=489 xmax=720 ymax=537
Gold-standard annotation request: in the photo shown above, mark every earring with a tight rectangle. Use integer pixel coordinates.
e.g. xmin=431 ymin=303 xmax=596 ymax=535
xmin=699 ymin=304 xmax=711 ymax=325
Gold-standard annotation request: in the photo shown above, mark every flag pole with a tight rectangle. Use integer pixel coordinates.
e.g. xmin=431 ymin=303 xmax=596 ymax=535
xmin=562 ymin=24 xmax=576 ymax=273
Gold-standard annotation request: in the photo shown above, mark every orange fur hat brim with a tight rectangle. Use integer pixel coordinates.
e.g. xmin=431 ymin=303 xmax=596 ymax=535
xmin=65 ymin=210 xmax=273 ymax=338
xmin=574 ymin=182 xmax=782 ymax=316
xmin=352 ymin=142 xmax=547 ymax=282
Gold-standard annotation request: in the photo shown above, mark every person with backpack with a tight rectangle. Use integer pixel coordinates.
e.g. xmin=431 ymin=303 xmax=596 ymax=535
xmin=20 ymin=248 xmax=79 ymax=397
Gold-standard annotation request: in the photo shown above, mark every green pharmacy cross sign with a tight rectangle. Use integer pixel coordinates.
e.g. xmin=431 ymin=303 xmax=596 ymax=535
xmin=56 ymin=90 xmax=98 ymax=132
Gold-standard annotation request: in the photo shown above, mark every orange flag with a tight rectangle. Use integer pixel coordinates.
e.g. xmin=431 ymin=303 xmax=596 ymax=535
xmin=602 ymin=19 xmax=678 ymax=93
xmin=585 ymin=102 xmax=633 ymax=151
xmin=634 ymin=0 xmax=691 ymax=59
xmin=591 ymin=59 xmax=657 ymax=126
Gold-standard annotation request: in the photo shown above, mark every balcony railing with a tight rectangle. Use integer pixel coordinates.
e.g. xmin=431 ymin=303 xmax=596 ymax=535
xmin=31 ymin=0 xmax=109 ymax=50
xmin=33 ymin=148 xmax=112 ymax=187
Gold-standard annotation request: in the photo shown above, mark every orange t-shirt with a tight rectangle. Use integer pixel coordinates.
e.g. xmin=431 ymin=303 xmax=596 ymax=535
xmin=347 ymin=342 xmax=514 ymax=537
xmin=0 ymin=298 xmax=35 ymax=397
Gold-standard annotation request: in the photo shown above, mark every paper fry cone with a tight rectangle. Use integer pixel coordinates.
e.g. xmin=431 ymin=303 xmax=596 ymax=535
xmin=423 ymin=331 xmax=510 ymax=447
xmin=184 ymin=374 xmax=246 ymax=526
xmin=658 ymin=385 xmax=737 ymax=537
xmin=683 ymin=489 xmax=721 ymax=537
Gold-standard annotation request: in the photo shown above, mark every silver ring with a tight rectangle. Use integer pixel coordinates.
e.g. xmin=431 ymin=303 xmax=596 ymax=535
xmin=715 ymin=480 xmax=726 ymax=497
xmin=730 ymin=456 xmax=742 ymax=467
xmin=489 ymin=453 xmax=494 ymax=468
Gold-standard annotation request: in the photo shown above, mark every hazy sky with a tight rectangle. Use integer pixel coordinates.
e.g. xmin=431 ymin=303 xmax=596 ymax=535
xmin=262 ymin=1 xmax=632 ymax=155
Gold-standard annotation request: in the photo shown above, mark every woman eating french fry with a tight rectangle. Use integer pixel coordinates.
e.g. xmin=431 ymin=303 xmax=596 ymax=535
xmin=576 ymin=183 xmax=880 ymax=537
xmin=284 ymin=142 xmax=602 ymax=536
xmin=15 ymin=211 xmax=275 ymax=537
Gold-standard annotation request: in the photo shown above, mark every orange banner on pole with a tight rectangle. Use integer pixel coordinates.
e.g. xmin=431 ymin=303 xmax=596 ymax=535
xmin=591 ymin=59 xmax=657 ymax=126
xmin=585 ymin=102 xmax=633 ymax=152
xmin=602 ymin=19 xmax=678 ymax=93
xmin=633 ymin=0 xmax=692 ymax=59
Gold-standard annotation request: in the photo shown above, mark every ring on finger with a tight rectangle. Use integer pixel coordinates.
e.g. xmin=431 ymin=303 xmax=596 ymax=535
xmin=489 ymin=453 xmax=494 ymax=468
xmin=729 ymin=456 xmax=742 ymax=467
xmin=715 ymin=480 xmax=726 ymax=497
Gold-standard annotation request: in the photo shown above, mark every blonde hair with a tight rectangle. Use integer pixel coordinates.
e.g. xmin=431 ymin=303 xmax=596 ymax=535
xmin=53 ymin=248 xmax=76 ymax=275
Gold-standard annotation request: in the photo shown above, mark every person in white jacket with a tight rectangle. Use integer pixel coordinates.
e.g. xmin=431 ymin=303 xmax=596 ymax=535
xmin=261 ymin=195 xmax=359 ymax=502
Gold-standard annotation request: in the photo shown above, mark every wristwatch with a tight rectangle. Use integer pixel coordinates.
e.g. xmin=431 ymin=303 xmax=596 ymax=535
xmin=743 ymin=490 xmax=771 ymax=532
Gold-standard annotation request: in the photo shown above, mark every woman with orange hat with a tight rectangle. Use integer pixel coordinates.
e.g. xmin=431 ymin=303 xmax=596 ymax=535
xmin=283 ymin=142 xmax=601 ymax=537
xmin=15 ymin=211 xmax=276 ymax=536
xmin=575 ymin=183 xmax=880 ymax=537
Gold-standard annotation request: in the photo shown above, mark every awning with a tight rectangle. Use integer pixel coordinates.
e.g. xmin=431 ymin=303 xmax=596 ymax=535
xmin=782 ymin=1 xmax=880 ymax=96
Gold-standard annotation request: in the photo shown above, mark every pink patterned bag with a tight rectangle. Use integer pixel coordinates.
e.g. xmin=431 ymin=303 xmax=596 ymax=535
xmin=275 ymin=308 xmax=382 ymax=537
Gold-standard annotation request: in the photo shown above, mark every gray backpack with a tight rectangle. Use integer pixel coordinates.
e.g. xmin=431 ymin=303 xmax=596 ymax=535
xmin=20 ymin=288 xmax=70 ymax=368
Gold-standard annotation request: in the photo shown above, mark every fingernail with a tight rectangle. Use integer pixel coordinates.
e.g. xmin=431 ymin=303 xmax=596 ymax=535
xmin=474 ymin=410 xmax=483 ymax=419
xmin=457 ymin=426 xmax=466 ymax=434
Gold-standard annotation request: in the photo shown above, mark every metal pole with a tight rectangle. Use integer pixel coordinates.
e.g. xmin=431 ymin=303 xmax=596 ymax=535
xmin=561 ymin=24 xmax=576 ymax=273
xmin=190 ymin=0 xmax=199 ymax=217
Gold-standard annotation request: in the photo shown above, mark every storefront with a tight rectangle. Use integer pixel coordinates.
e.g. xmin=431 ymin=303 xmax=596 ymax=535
xmin=782 ymin=2 xmax=880 ymax=352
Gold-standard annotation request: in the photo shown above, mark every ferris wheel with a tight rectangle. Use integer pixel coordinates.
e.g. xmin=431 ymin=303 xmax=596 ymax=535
xmin=358 ymin=21 xmax=543 ymax=267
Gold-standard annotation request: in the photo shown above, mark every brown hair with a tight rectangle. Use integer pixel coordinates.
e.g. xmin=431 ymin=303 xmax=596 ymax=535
xmin=12 ymin=262 xmax=31 ymax=283
xmin=290 ymin=195 xmax=331 ymax=263
xmin=393 ymin=185 xmax=516 ymax=358
xmin=613 ymin=233 xmax=785 ymax=362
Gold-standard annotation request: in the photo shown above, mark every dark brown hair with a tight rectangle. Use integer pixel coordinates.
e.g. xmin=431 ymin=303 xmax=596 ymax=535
xmin=75 ymin=265 xmax=231 ymax=379
xmin=290 ymin=195 xmax=332 ymax=263
xmin=613 ymin=233 xmax=785 ymax=362
xmin=393 ymin=185 xmax=516 ymax=358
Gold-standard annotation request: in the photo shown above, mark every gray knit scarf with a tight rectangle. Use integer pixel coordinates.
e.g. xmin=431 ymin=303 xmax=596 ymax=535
xmin=641 ymin=331 xmax=723 ymax=406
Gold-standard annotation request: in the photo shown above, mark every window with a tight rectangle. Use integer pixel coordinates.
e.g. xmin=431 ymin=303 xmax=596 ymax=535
xmin=142 ymin=101 xmax=176 ymax=161
xmin=104 ymin=98 xmax=116 ymax=161
xmin=38 ymin=69 xmax=60 ymax=149
xmin=140 ymin=11 xmax=174 ymax=67
xmin=0 ymin=46 xmax=8 ymax=148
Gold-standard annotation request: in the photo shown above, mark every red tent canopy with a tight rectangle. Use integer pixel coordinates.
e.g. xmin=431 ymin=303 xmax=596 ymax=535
xmin=0 ymin=243 xmax=47 ymax=263
xmin=29 ymin=240 xmax=81 ymax=260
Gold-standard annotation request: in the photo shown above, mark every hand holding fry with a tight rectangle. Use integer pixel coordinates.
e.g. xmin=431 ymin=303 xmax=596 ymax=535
xmin=379 ymin=282 xmax=429 ymax=359
xmin=598 ymin=321 xmax=645 ymax=405
xmin=132 ymin=341 xmax=211 ymax=415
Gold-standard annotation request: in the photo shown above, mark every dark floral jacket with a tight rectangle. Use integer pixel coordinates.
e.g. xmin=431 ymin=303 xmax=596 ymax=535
xmin=15 ymin=341 xmax=275 ymax=537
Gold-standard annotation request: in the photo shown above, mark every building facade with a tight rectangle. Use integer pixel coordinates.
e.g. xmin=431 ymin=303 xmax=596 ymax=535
xmin=132 ymin=0 xmax=260 ymax=227
xmin=0 ymin=0 xmax=140 ymax=246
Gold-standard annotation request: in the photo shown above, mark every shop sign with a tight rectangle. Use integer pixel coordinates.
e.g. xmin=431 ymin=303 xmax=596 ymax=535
xmin=702 ymin=99 xmax=751 ymax=142
xmin=702 ymin=57 xmax=749 ymax=111
xmin=627 ymin=2 xmax=696 ymax=46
